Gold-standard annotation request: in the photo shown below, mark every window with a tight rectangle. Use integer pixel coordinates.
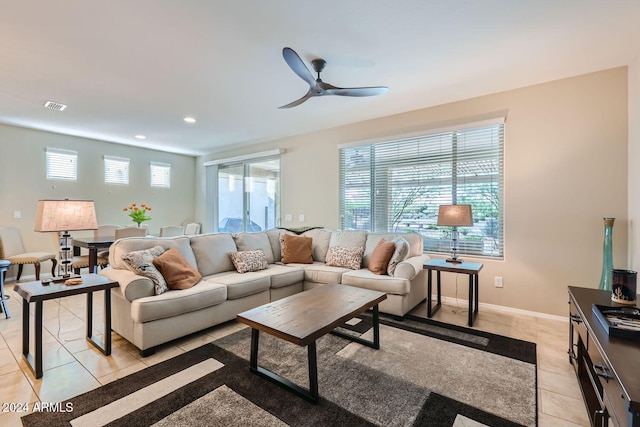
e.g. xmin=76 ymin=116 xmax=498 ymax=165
xmin=339 ymin=120 xmax=504 ymax=259
xmin=104 ymin=156 xmax=130 ymax=185
xmin=150 ymin=162 xmax=171 ymax=188
xmin=46 ymin=148 xmax=77 ymax=181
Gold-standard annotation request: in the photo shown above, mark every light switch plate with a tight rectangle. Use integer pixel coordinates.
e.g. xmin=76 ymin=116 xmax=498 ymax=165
xmin=13 ymin=210 xmax=21 ymax=219
xmin=284 ymin=214 xmax=292 ymax=221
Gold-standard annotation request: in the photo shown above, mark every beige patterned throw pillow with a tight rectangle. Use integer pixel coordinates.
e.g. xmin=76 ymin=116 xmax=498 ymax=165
xmin=325 ymin=246 xmax=364 ymax=270
xmin=229 ymin=250 xmax=268 ymax=273
xmin=387 ymin=236 xmax=410 ymax=276
xmin=121 ymin=245 xmax=168 ymax=295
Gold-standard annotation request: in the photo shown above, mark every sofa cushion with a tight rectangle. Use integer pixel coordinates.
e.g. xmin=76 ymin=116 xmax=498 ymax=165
xmin=282 ymin=234 xmax=313 ymax=264
xmin=230 ymin=250 xmax=269 ymax=273
xmin=152 ymin=247 xmax=202 ymax=290
xmin=402 ymin=232 xmax=424 ymax=257
xmin=329 ymin=230 xmax=367 ymax=249
xmin=233 ymin=232 xmax=275 ymax=264
xmin=388 ymin=236 xmax=410 ymax=276
xmin=341 ymin=269 xmax=410 ymax=295
xmin=190 ymin=233 xmax=237 ymax=276
xmin=109 ymin=236 xmax=196 ymax=270
xmin=121 ymin=245 xmax=167 ymax=295
xmin=326 ymin=246 xmax=364 ymax=270
xmin=131 ymin=281 xmax=227 ymax=323
xmin=301 ymin=262 xmax=351 ymax=284
xmin=301 ymin=228 xmax=332 ymax=262
xmin=264 ymin=264 xmax=305 ymax=289
xmin=203 ymin=272 xmax=270 ymax=300
xmin=368 ymin=239 xmax=396 ymax=275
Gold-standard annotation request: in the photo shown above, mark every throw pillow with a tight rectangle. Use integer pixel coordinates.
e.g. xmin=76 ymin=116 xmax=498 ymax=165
xmin=152 ymin=247 xmax=202 ymax=290
xmin=282 ymin=234 xmax=313 ymax=264
xmin=388 ymin=236 xmax=410 ymax=276
xmin=229 ymin=250 xmax=268 ymax=273
xmin=121 ymin=245 xmax=168 ymax=295
xmin=368 ymin=239 xmax=396 ymax=275
xmin=325 ymin=246 xmax=364 ymax=270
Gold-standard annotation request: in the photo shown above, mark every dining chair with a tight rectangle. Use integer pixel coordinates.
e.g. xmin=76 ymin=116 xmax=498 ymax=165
xmin=0 ymin=226 xmax=57 ymax=281
xmin=115 ymin=227 xmax=147 ymax=239
xmin=94 ymin=224 xmax=120 ymax=263
xmin=0 ymin=259 xmax=11 ymax=318
xmin=159 ymin=225 xmax=185 ymax=237
xmin=184 ymin=222 xmax=201 ymax=235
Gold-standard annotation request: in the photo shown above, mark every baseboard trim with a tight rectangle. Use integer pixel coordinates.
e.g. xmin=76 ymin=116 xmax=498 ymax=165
xmin=435 ymin=295 xmax=568 ymax=323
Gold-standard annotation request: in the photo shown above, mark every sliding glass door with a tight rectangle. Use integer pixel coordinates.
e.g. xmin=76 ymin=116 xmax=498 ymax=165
xmin=217 ymin=158 xmax=279 ymax=233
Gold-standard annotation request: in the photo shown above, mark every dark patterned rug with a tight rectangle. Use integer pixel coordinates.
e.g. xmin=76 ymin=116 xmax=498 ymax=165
xmin=21 ymin=314 xmax=537 ymax=427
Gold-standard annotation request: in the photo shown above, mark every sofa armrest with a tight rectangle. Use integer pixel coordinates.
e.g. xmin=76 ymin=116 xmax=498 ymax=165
xmin=393 ymin=254 xmax=431 ymax=280
xmin=99 ymin=266 xmax=155 ymax=302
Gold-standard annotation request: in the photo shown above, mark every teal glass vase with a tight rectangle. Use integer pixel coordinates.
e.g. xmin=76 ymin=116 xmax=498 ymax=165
xmin=598 ymin=218 xmax=615 ymax=291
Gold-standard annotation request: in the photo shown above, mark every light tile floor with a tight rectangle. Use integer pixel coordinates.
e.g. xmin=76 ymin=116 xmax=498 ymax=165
xmin=0 ymin=281 xmax=590 ymax=426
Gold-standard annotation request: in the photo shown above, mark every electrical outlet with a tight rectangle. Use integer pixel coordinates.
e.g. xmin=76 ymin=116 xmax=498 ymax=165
xmin=284 ymin=214 xmax=292 ymax=222
xmin=13 ymin=210 xmax=21 ymax=219
xmin=299 ymin=214 xmax=305 ymax=222
xmin=494 ymin=276 xmax=503 ymax=288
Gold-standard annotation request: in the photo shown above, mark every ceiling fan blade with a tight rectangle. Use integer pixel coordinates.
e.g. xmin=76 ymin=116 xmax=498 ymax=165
xmin=282 ymin=47 xmax=316 ymax=88
xmin=278 ymin=90 xmax=313 ymax=109
xmin=326 ymin=86 xmax=389 ymax=97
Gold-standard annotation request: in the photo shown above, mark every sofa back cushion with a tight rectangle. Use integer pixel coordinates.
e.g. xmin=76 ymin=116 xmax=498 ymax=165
xmin=402 ymin=232 xmax=424 ymax=257
xmin=329 ymin=230 xmax=367 ymax=250
xmin=109 ymin=236 xmax=196 ymax=270
xmin=233 ymin=232 xmax=275 ymax=264
xmin=190 ymin=233 xmax=237 ymax=276
xmin=301 ymin=228 xmax=332 ymax=262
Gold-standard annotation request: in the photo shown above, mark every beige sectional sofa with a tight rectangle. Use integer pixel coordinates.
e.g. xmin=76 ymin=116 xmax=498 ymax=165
xmin=99 ymin=228 xmax=430 ymax=355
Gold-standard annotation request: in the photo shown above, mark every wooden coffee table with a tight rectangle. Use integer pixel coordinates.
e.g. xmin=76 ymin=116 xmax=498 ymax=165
xmin=236 ymin=283 xmax=387 ymax=403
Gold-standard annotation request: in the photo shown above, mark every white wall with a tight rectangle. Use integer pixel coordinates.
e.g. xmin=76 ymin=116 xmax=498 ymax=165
xmin=198 ymin=67 xmax=629 ymax=317
xmin=0 ymin=124 xmax=196 ymax=278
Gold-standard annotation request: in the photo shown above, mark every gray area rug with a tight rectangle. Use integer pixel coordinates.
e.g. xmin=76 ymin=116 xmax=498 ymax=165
xmin=21 ymin=315 xmax=537 ymax=427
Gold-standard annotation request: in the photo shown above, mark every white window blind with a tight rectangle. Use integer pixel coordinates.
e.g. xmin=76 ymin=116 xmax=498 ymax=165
xmin=104 ymin=156 xmax=130 ymax=185
xmin=150 ymin=162 xmax=171 ymax=188
xmin=339 ymin=122 xmax=504 ymax=259
xmin=46 ymin=148 xmax=78 ymax=181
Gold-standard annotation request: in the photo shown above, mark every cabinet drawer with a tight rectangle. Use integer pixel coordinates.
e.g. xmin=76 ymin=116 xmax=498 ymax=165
xmin=587 ymin=340 xmax=630 ymax=427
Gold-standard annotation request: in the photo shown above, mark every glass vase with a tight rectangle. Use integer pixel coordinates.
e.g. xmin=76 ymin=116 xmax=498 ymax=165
xmin=598 ymin=218 xmax=615 ymax=291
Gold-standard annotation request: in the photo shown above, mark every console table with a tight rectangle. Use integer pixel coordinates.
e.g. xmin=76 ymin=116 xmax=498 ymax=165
xmin=568 ymin=286 xmax=640 ymax=426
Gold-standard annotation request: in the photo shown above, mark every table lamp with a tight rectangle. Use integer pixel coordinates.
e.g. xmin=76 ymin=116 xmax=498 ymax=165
xmin=437 ymin=204 xmax=473 ymax=263
xmin=34 ymin=199 xmax=98 ymax=279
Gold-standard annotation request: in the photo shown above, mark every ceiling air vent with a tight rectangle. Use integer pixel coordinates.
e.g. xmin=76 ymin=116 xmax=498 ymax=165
xmin=44 ymin=101 xmax=67 ymax=111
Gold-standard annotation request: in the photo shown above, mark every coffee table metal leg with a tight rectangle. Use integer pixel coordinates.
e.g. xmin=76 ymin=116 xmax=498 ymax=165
xmin=250 ymin=327 xmax=320 ymax=404
xmin=330 ymin=304 xmax=381 ymax=350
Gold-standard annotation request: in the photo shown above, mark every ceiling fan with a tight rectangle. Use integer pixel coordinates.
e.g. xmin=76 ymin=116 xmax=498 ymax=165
xmin=279 ymin=47 xmax=388 ymax=109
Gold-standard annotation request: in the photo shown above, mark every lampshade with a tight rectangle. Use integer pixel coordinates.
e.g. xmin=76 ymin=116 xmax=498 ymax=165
xmin=34 ymin=199 xmax=98 ymax=232
xmin=437 ymin=204 xmax=473 ymax=227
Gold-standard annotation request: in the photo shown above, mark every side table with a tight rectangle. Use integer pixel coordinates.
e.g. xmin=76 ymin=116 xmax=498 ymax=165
xmin=423 ymin=259 xmax=483 ymax=327
xmin=14 ymin=274 xmax=119 ymax=378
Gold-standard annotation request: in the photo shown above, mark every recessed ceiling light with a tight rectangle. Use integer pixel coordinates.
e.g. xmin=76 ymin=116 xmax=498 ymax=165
xmin=44 ymin=100 xmax=67 ymax=111
xmin=184 ymin=116 xmax=196 ymax=124
xmin=135 ymin=135 xmax=146 ymax=140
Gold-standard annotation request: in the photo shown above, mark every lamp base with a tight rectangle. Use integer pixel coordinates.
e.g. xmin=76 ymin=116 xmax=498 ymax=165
xmin=445 ymin=257 xmax=464 ymax=264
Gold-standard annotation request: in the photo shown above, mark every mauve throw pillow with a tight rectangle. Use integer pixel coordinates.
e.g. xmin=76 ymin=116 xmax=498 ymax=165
xmin=152 ymin=247 xmax=202 ymax=290
xmin=282 ymin=234 xmax=313 ymax=264
xmin=368 ymin=239 xmax=396 ymax=275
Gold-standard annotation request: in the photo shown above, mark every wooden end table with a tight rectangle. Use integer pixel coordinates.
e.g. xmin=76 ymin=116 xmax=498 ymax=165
xmin=236 ymin=283 xmax=387 ymax=403
xmin=423 ymin=259 xmax=483 ymax=327
xmin=14 ymin=274 xmax=119 ymax=378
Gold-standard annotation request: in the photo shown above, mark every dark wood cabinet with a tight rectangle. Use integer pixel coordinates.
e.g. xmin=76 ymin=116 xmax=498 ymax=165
xmin=568 ymin=286 xmax=640 ymax=426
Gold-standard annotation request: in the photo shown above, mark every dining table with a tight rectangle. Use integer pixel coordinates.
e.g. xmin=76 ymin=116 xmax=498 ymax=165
xmin=73 ymin=237 xmax=114 ymax=274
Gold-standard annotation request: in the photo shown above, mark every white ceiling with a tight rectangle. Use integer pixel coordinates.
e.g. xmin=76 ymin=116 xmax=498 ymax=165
xmin=1 ymin=1 xmax=639 ymax=156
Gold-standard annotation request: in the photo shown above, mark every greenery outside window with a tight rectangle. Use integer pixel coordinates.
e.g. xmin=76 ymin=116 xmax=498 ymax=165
xmin=339 ymin=120 xmax=504 ymax=259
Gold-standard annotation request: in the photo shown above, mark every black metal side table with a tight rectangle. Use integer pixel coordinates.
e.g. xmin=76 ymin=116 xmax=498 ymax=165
xmin=423 ymin=258 xmax=483 ymax=327
xmin=14 ymin=274 xmax=118 ymax=378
